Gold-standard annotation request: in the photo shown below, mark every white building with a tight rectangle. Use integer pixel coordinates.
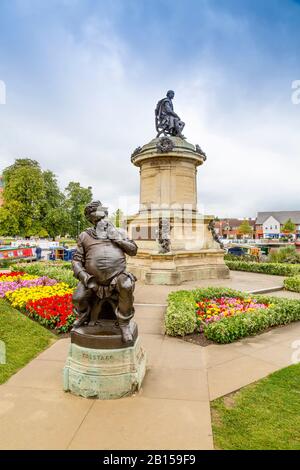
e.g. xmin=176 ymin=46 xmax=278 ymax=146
xmin=256 ymin=211 xmax=300 ymax=239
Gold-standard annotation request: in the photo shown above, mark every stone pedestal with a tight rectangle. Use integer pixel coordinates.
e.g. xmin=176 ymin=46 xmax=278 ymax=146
xmin=63 ymin=338 xmax=146 ymax=400
xmin=63 ymin=322 xmax=146 ymax=399
xmin=127 ymin=136 xmax=230 ymax=285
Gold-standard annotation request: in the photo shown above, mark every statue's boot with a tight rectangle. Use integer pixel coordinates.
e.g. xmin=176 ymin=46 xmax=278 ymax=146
xmin=119 ymin=320 xmax=134 ymax=344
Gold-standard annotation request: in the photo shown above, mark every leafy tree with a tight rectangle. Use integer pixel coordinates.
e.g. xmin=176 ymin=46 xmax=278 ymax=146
xmin=1 ymin=159 xmax=94 ymax=239
xmin=64 ymin=182 xmax=93 ymax=238
xmin=40 ymin=170 xmax=68 ymax=239
xmin=1 ymin=159 xmax=46 ymax=237
xmin=0 ymin=202 xmax=20 ymax=236
xmin=282 ymin=218 xmax=295 ymax=234
xmin=238 ymin=220 xmax=253 ymax=237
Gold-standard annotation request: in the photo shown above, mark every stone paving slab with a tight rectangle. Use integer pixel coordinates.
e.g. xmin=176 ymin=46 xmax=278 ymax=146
xmin=0 ymin=386 xmax=93 ymax=450
xmin=134 ymin=271 xmax=286 ymax=304
xmin=67 ymin=397 xmax=213 ymax=450
xmin=207 ymin=355 xmax=279 ymax=401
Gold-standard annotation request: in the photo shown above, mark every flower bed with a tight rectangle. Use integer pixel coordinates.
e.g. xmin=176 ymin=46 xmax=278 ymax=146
xmin=196 ymin=296 xmax=270 ymax=330
xmin=0 ymin=276 xmax=57 ymax=297
xmin=2 ymin=271 xmax=75 ymax=333
xmin=165 ymin=287 xmax=300 ymax=344
xmin=26 ymin=294 xmax=75 ymax=333
xmin=12 ymin=262 xmax=77 ymax=287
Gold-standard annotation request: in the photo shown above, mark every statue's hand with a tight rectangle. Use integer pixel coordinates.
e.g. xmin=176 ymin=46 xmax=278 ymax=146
xmin=107 ymin=223 xmax=122 ymax=241
xmin=87 ymin=276 xmax=98 ymax=292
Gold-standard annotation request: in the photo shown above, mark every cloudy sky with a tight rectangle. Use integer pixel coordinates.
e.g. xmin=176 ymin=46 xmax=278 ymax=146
xmin=0 ymin=0 xmax=299 ymax=218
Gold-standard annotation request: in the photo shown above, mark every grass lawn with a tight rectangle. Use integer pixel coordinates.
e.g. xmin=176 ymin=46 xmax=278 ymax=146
xmin=212 ymin=364 xmax=300 ymax=450
xmin=0 ymin=299 xmax=56 ymax=384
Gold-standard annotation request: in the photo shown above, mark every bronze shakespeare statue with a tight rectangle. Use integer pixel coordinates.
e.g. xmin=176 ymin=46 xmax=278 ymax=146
xmin=72 ymin=201 xmax=138 ymax=344
xmin=155 ymin=90 xmax=185 ymax=138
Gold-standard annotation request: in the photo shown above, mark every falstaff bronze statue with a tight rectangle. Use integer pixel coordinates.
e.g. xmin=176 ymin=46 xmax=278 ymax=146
xmin=71 ymin=201 xmax=138 ymax=344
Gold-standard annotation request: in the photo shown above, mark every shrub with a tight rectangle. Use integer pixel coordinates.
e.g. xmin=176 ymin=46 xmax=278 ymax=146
xmin=284 ymin=276 xmax=300 ymax=293
xmin=225 ymin=260 xmax=300 ymax=276
xmin=204 ymin=298 xmax=300 ymax=343
xmin=165 ymin=287 xmax=300 ymax=343
xmin=12 ymin=261 xmax=77 ymax=287
xmin=165 ymin=290 xmax=197 ymax=336
xmin=268 ymin=246 xmax=300 ymax=264
xmin=224 ymin=253 xmax=258 ymax=262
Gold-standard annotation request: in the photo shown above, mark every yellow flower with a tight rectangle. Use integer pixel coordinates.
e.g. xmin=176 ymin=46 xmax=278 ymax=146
xmin=5 ymin=282 xmax=73 ymax=308
xmin=0 ymin=274 xmax=39 ymax=283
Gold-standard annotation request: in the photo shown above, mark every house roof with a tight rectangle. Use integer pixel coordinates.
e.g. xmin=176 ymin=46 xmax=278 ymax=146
xmin=256 ymin=211 xmax=300 ymax=225
xmin=217 ymin=218 xmax=256 ymax=228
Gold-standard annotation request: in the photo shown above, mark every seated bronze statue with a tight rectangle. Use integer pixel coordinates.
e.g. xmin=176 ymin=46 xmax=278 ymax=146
xmin=71 ymin=201 xmax=138 ymax=344
xmin=155 ymin=90 xmax=185 ymax=138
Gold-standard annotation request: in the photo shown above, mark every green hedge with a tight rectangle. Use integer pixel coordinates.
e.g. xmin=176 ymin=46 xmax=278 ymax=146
xmin=284 ymin=276 xmax=300 ymax=293
xmin=226 ymin=260 xmax=300 ymax=276
xmin=12 ymin=261 xmax=77 ymax=287
xmin=165 ymin=287 xmax=300 ymax=344
xmin=164 ymin=290 xmax=197 ymax=336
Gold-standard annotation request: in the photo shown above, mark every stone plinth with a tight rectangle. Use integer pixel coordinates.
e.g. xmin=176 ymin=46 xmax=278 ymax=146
xmin=63 ymin=337 xmax=146 ymax=400
xmin=127 ymin=250 xmax=229 ymax=285
xmin=127 ymin=136 xmax=230 ymax=285
xmin=132 ymin=137 xmax=204 ymax=210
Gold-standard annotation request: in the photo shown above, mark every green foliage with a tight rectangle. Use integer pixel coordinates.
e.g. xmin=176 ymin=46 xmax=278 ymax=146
xmin=165 ymin=287 xmax=300 ymax=344
xmin=165 ymin=287 xmax=247 ymax=337
xmin=226 ymin=260 xmax=300 ymax=276
xmin=212 ymin=364 xmax=300 ymax=449
xmin=0 ymin=158 xmax=93 ymax=239
xmin=165 ymin=290 xmax=197 ymax=336
xmin=1 ymin=159 xmax=46 ymax=237
xmin=237 ymin=220 xmax=253 ymax=236
xmin=282 ymin=218 xmax=296 ymax=234
xmin=268 ymin=245 xmax=300 ymax=264
xmin=12 ymin=261 xmax=77 ymax=287
xmin=0 ymin=299 xmax=55 ymax=384
xmin=40 ymin=170 xmax=68 ymax=239
xmin=64 ymin=182 xmax=93 ymax=238
xmin=204 ymin=297 xmax=300 ymax=343
xmin=284 ymin=275 xmax=300 ymax=292
xmin=224 ymin=253 xmax=258 ymax=262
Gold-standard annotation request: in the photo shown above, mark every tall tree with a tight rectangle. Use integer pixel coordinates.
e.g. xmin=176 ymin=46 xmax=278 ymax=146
xmin=64 ymin=182 xmax=93 ymax=238
xmin=1 ymin=159 xmax=46 ymax=237
xmin=282 ymin=218 xmax=295 ymax=234
xmin=238 ymin=220 xmax=253 ymax=237
xmin=41 ymin=170 xmax=68 ymax=239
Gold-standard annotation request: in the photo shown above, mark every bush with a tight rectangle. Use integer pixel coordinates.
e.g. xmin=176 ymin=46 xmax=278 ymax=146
xmin=165 ymin=290 xmax=197 ymax=336
xmin=165 ymin=287 xmax=247 ymax=337
xmin=268 ymin=246 xmax=300 ymax=264
xmin=225 ymin=260 xmax=300 ymax=276
xmin=284 ymin=276 xmax=300 ymax=293
xmin=12 ymin=261 xmax=77 ymax=287
xmin=224 ymin=253 xmax=258 ymax=262
xmin=204 ymin=297 xmax=300 ymax=343
xmin=165 ymin=287 xmax=300 ymax=343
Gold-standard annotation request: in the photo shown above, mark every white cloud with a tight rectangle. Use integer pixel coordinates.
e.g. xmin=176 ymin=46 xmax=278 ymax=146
xmin=0 ymin=7 xmax=299 ymax=220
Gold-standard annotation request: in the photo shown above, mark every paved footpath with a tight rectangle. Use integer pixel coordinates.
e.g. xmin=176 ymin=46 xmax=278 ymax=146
xmin=0 ymin=272 xmax=300 ymax=450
